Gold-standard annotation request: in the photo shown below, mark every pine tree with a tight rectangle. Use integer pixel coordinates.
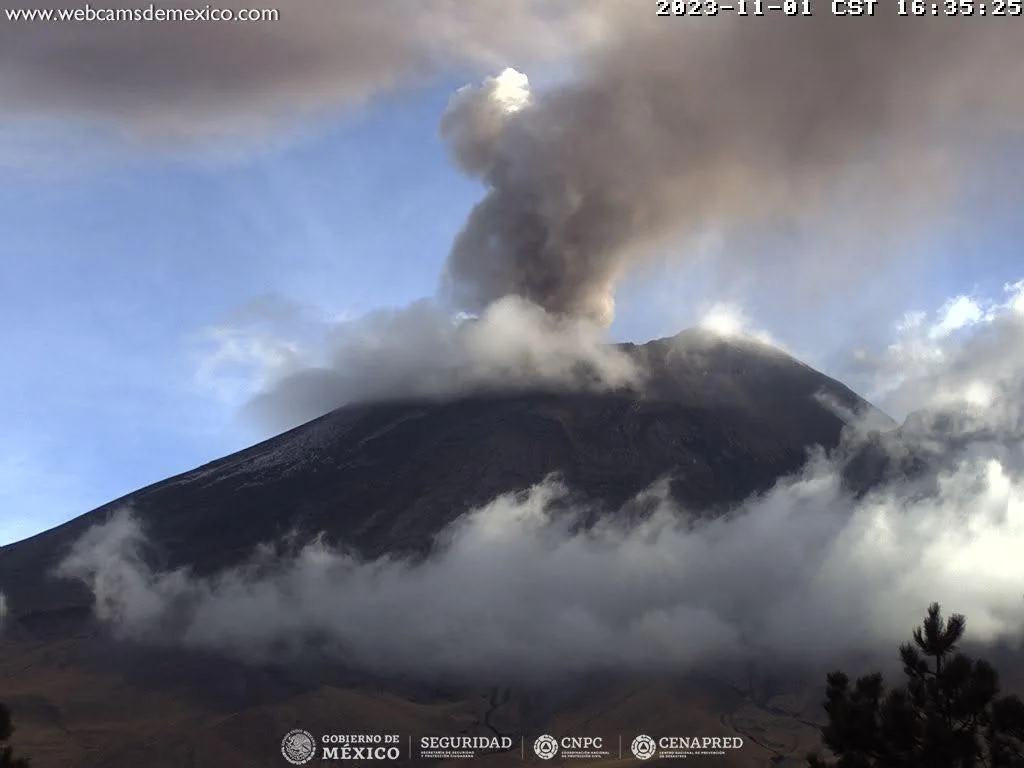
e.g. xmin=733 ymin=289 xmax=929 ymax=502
xmin=0 ymin=703 xmax=29 ymax=768
xmin=808 ymin=603 xmax=1024 ymax=768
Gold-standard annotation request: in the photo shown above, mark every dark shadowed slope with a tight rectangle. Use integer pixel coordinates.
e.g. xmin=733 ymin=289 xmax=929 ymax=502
xmin=0 ymin=329 xmax=890 ymax=626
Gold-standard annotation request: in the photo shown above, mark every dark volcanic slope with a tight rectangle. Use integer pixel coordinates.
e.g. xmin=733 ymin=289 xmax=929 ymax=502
xmin=0 ymin=329 xmax=890 ymax=623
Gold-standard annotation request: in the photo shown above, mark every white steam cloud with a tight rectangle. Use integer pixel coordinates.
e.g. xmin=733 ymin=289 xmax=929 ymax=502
xmin=60 ymin=284 xmax=1024 ymax=682
xmin=199 ymin=296 xmax=642 ymax=433
xmin=697 ymin=302 xmax=785 ymax=350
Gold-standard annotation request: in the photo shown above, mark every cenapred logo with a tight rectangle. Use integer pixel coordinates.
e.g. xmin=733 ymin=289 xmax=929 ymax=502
xmin=631 ymin=734 xmax=657 ymax=760
xmin=630 ymin=734 xmax=744 ymax=760
xmin=533 ymin=734 xmax=559 ymax=760
xmin=281 ymin=729 xmax=317 ymax=765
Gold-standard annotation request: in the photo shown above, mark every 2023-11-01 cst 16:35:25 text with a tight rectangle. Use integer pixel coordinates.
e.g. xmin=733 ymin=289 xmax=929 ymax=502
xmin=657 ymin=0 xmax=1024 ymax=14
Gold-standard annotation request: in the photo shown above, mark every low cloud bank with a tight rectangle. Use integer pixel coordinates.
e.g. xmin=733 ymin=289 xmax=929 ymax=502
xmin=58 ymin=284 xmax=1024 ymax=682
xmin=56 ymin=455 xmax=1024 ymax=682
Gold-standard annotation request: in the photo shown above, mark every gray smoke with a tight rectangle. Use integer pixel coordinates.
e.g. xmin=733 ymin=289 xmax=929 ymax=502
xmin=439 ymin=11 xmax=1024 ymax=324
xmin=11 ymin=2 xmax=1024 ymax=318
xmin=58 ymin=284 xmax=1024 ymax=682
xmin=197 ymin=296 xmax=642 ymax=433
xmin=0 ymin=0 xmax=612 ymax=141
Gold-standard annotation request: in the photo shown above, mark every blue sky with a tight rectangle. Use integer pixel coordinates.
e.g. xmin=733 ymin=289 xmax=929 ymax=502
xmin=0 ymin=70 xmax=1021 ymax=547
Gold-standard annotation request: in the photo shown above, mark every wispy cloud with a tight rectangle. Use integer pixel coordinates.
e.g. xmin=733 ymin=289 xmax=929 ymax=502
xmin=194 ymin=295 xmax=641 ymax=434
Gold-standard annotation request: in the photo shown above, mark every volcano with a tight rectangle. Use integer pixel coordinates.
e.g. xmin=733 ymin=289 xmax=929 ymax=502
xmin=0 ymin=329 xmax=890 ymax=768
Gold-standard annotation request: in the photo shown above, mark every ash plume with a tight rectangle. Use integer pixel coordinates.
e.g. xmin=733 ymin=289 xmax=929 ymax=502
xmin=202 ymin=10 xmax=1024 ymax=422
xmin=440 ymin=11 xmax=1024 ymax=324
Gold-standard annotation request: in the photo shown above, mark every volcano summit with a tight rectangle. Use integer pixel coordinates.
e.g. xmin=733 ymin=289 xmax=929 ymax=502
xmin=0 ymin=329 xmax=882 ymax=625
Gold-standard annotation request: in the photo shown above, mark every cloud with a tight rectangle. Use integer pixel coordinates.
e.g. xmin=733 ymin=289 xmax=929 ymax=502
xmin=439 ymin=11 xmax=1024 ymax=324
xmin=55 ymin=455 xmax=1024 ymax=683
xmin=217 ymin=296 xmax=642 ymax=433
xmin=854 ymin=281 xmax=1024 ymax=421
xmin=57 ymin=284 xmax=1024 ymax=682
xmin=0 ymin=1 xmax=613 ymax=143
xmin=190 ymin=294 xmax=328 ymax=407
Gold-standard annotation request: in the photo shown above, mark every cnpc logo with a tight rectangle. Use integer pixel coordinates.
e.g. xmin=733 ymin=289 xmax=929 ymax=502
xmin=532 ymin=734 xmax=605 ymax=760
